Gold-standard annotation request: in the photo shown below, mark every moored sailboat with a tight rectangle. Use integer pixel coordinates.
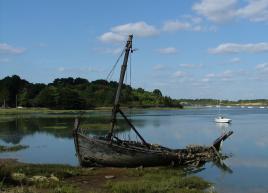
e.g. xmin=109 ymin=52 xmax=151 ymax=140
xmin=215 ymin=100 xmax=232 ymax=123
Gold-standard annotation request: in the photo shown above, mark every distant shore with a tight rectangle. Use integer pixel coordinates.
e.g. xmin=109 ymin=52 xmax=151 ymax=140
xmin=0 ymin=107 xmax=185 ymax=115
xmin=0 ymin=104 xmax=267 ymax=115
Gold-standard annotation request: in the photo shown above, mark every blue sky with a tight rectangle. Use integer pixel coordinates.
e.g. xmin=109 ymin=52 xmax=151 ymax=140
xmin=1 ymin=0 xmax=268 ymax=100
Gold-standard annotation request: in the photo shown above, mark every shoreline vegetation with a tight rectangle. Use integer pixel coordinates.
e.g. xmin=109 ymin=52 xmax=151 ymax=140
xmin=0 ymin=159 xmax=215 ymax=193
xmin=1 ymin=75 xmax=267 ymax=112
xmin=0 ymin=145 xmax=29 ymax=153
xmin=0 ymin=75 xmax=182 ymax=110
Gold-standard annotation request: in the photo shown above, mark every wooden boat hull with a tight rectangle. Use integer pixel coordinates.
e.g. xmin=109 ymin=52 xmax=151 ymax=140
xmin=76 ymin=134 xmax=179 ymax=167
xmin=73 ymin=119 xmax=233 ymax=167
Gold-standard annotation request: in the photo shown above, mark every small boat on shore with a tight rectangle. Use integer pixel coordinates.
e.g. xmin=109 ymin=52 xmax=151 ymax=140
xmin=73 ymin=35 xmax=233 ymax=167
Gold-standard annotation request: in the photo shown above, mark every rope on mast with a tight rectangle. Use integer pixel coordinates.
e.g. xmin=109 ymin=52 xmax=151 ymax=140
xmin=106 ymin=48 xmax=125 ymax=81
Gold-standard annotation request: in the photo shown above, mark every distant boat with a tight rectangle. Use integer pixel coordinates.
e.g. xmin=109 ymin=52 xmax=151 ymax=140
xmin=215 ymin=116 xmax=232 ymax=123
xmin=247 ymin=106 xmax=253 ymax=109
xmin=215 ymin=100 xmax=232 ymax=123
xmin=259 ymin=106 xmax=265 ymax=109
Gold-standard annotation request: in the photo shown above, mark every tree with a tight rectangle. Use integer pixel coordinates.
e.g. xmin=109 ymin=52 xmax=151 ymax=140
xmin=52 ymin=77 xmax=74 ymax=86
xmin=34 ymin=86 xmax=59 ymax=108
xmin=74 ymin=77 xmax=89 ymax=85
xmin=57 ymin=88 xmax=86 ymax=109
xmin=153 ymin=89 xmax=162 ymax=97
xmin=0 ymin=75 xmax=29 ymax=107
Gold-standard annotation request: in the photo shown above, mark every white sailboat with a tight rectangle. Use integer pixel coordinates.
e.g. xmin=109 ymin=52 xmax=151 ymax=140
xmin=215 ymin=100 xmax=232 ymax=123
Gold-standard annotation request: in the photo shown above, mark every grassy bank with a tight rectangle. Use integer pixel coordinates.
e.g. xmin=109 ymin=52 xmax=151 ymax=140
xmin=0 ymin=107 xmax=184 ymax=115
xmin=0 ymin=159 xmax=215 ymax=193
xmin=0 ymin=145 xmax=29 ymax=153
xmin=0 ymin=108 xmax=97 ymax=115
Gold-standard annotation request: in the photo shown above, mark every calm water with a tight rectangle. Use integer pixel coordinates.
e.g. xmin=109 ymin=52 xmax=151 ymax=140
xmin=0 ymin=107 xmax=268 ymax=193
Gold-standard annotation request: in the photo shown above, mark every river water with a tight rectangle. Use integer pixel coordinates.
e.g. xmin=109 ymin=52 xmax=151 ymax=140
xmin=0 ymin=107 xmax=268 ymax=193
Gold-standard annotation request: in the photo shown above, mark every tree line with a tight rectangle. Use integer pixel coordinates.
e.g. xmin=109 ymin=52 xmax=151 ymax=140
xmin=0 ymin=75 xmax=183 ymax=110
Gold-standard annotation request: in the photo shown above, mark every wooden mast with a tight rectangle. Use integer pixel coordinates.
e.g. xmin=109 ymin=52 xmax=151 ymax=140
xmin=108 ymin=35 xmax=133 ymax=138
xmin=108 ymin=35 xmax=148 ymax=147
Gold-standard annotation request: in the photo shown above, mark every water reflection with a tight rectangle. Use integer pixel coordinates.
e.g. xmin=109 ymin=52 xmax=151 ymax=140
xmin=0 ymin=113 xmax=147 ymax=144
xmin=215 ymin=123 xmax=232 ymax=135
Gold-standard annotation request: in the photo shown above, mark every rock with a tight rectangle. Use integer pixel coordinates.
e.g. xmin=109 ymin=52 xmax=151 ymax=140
xmin=31 ymin=175 xmax=48 ymax=182
xmin=11 ymin=173 xmax=26 ymax=181
xmin=49 ymin=174 xmax=59 ymax=182
xmin=105 ymin=175 xmax=115 ymax=179
xmin=136 ymin=165 xmax=143 ymax=170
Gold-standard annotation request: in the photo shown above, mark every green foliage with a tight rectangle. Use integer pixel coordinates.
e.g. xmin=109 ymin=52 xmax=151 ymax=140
xmin=153 ymin=89 xmax=162 ymax=97
xmin=0 ymin=75 xmax=183 ymax=109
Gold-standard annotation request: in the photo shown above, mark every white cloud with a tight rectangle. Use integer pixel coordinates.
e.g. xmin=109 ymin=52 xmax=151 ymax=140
xmin=57 ymin=66 xmax=99 ymax=73
xmin=157 ymin=47 xmax=178 ymax=54
xmin=205 ymin=73 xmax=216 ymax=78
xmin=179 ymin=63 xmax=202 ymax=68
xmin=193 ymin=0 xmax=268 ymax=23
xmin=99 ymin=32 xmax=126 ymax=43
xmin=202 ymin=70 xmax=234 ymax=82
xmin=162 ymin=19 xmax=214 ymax=32
xmin=201 ymin=78 xmax=210 ymax=82
xmin=162 ymin=21 xmax=191 ymax=32
xmin=111 ymin=22 xmax=158 ymax=37
xmin=153 ymin=64 xmax=165 ymax=70
xmin=173 ymin=70 xmax=186 ymax=78
xmin=0 ymin=58 xmax=10 ymax=63
xmin=256 ymin=136 xmax=268 ymax=147
xmin=209 ymin=42 xmax=268 ymax=54
xmin=99 ymin=22 xmax=158 ymax=43
xmin=0 ymin=43 xmax=26 ymax=54
xmin=193 ymin=0 xmax=237 ymax=23
xmin=236 ymin=0 xmax=268 ymax=22
xmin=256 ymin=63 xmax=268 ymax=72
xmin=229 ymin=57 xmax=241 ymax=64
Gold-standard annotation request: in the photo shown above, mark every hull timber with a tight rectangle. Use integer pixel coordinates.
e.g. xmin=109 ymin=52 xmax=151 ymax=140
xmin=73 ymin=120 xmax=233 ymax=167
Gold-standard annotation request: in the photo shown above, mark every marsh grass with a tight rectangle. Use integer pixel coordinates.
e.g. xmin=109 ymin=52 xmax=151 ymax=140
xmin=0 ymin=145 xmax=29 ymax=153
xmin=0 ymin=161 xmax=214 ymax=193
xmin=106 ymin=167 xmax=213 ymax=193
xmin=0 ymin=162 xmax=86 ymax=193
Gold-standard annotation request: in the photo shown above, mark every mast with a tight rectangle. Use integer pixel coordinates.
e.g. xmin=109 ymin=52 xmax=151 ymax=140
xmin=108 ymin=35 xmax=133 ymax=138
xmin=107 ymin=35 xmax=149 ymax=147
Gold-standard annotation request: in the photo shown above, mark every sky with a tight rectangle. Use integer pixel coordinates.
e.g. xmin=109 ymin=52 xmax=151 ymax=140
xmin=1 ymin=0 xmax=268 ymax=100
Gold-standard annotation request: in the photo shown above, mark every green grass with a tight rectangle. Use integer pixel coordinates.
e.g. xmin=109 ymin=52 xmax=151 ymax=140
xmin=0 ymin=106 xmax=184 ymax=115
xmin=0 ymin=145 xmax=29 ymax=153
xmin=0 ymin=108 xmax=96 ymax=115
xmin=106 ymin=167 xmax=214 ymax=193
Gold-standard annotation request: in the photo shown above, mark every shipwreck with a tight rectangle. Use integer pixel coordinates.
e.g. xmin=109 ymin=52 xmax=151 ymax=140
xmin=73 ymin=35 xmax=233 ymax=167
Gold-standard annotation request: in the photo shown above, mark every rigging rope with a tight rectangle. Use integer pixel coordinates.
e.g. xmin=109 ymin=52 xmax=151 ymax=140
xmin=106 ymin=48 xmax=125 ymax=81
xmin=129 ymin=51 xmax=132 ymax=88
